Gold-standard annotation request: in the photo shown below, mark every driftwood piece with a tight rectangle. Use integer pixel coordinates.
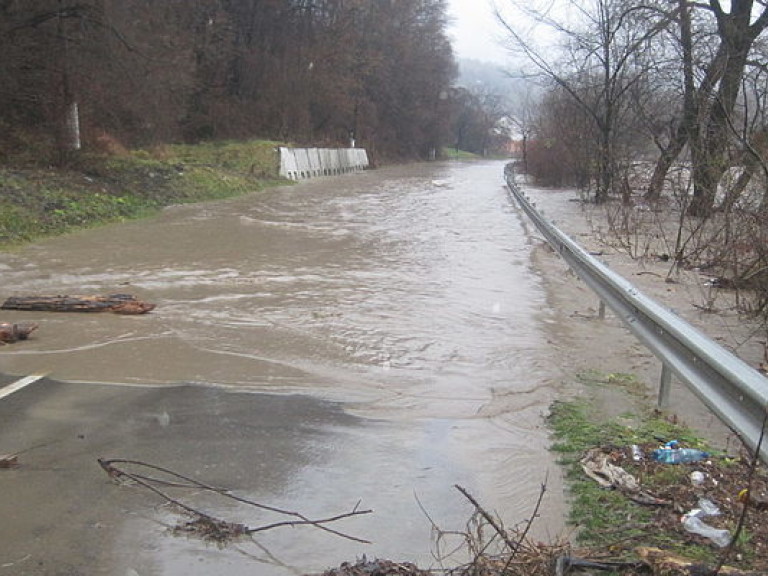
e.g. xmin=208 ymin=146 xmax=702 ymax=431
xmin=637 ymin=547 xmax=761 ymax=575
xmin=1 ymin=294 xmax=155 ymax=315
xmin=0 ymin=322 xmax=38 ymax=343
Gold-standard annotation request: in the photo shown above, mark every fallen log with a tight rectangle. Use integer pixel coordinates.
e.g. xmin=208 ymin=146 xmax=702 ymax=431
xmin=1 ymin=294 xmax=155 ymax=315
xmin=0 ymin=322 xmax=38 ymax=343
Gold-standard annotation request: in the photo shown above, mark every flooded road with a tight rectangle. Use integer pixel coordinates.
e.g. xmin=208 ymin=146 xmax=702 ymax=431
xmin=0 ymin=161 xmax=567 ymax=575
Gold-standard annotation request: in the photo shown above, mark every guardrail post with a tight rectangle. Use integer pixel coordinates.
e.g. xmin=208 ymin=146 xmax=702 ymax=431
xmin=598 ymin=300 xmax=606 ymax=320
xmin=658 ymin=363 xmax=672 ymax=409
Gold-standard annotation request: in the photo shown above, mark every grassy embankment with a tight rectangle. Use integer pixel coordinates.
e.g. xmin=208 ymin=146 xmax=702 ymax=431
xmin=441 ymin=147 xmax=484 ymax=160
xmin=0 ymin=141 xmax=494 ymax=248
xmin=0 ymin=139 xmax=285 ymax=248
xmin=549 ymin=370 xmax=766 ymax=573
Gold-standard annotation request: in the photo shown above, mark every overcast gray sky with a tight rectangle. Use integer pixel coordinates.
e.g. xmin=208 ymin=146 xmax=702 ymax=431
xmin=447 ymin=0 xmax=509 ymax=64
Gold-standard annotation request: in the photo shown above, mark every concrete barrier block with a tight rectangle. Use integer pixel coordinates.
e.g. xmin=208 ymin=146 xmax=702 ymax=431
xmin=279 ymin=147 xmax=368 ymax=180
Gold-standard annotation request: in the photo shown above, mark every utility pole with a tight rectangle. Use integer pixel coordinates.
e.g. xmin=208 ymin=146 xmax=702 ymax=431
xmin=58 ymin=0 xmax=81 ymax=156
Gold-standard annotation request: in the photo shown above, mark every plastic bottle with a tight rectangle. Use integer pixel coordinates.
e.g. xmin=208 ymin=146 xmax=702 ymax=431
xmin=651 ymin=448 xmax=709 ymax=464
xmin=630 ymin=445 xmax=643 ymax=461
xmin=681 ymin=514 xmax=731 ymax=548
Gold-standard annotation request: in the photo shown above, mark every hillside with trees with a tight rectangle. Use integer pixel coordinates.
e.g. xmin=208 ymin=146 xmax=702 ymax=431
xmin=0 ymin=0 xmax=461 ymax=164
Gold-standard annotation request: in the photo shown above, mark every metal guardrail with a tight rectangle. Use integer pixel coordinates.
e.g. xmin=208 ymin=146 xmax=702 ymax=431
xmin=504 ymin=165 xmax=768 ymax=460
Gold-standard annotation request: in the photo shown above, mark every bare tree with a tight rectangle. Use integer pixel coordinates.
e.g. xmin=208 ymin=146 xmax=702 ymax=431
xmin=691 ymin=0 xmax=768 ymax=215
xmin=644 ymin=0 xmax=768 ymax=216
xmin=506 ymin=84 xmax=539 ymax=171
xmin=496 ymin=0 xmax=673 ymax=202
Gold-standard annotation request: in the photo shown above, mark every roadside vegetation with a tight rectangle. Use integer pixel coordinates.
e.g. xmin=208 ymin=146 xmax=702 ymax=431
xmin=545 ymin=370 xmax=768 ymax=575
xmin=0 ymin=140 xmax=284 ymax=248
xmin=0 ymin=138 xmax=496 ymax=249
xmin=441 ymin=147 xmax=482 ymax=160
xmin=0 ymin=2 xmax=515 ymax=168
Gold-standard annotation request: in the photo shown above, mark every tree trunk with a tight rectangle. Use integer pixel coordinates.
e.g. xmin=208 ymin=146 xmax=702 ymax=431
xmin=594 ymin=123 xmax=612 ymax=204
xmin=688 ymin=0 xmax=767 ymax=216
xmin=521 ymin=133 xmax=528 ymax=173
xmin=62 ymin=100 xmax=81 ymax=152
xmin=688 ymin=159 xmax=721 ymax=216
xmin=645 ymin=127 xmax=688 ymax=201
xmin=56 ymin=1 xmax=81 ymax=159
xmin=646 ymin=0 xmax=697 ymax=202
xmin=719 ymin=159 xmax=755 ymax=212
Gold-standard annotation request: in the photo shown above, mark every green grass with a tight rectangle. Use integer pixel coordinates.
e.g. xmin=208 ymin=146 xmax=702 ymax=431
xmin=0 ymin=139 xmax=287 ymax=247
xmin=159 ymin=140 xmax=280 ymax=177
xmin=441 ymin=147 xmax=481 ymax=160
xmin=548 ymin=370 xmax=722 ymax=565
xmin=549 ymin=399 xmax=627 ymax=456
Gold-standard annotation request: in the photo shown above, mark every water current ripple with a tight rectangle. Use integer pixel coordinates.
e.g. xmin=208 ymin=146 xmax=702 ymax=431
xmin=0 ymin=160 xmax=568 ymax=575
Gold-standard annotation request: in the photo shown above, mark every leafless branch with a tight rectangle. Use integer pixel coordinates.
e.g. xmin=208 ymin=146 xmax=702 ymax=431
xmin=712 ymin=411 xmax=768 ymax=576
xmin=98 ymin=458 xmax=372 ymax=544
xmin=454 ymin=484 xmax=518 ymax=553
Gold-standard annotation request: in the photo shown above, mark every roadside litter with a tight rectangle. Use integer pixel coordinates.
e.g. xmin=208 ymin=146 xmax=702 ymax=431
xmin=580 ymin=447 xmax=670 ymax=506
xmin=681 ymin=509 xmax=731 ymax=548
xmin=680 ymin=497 xmax=730 ymax=548
xmin=651 ymin=440 xmax=709 ymax=464
xmin=576 ymin=439 xmax=768 ymax=567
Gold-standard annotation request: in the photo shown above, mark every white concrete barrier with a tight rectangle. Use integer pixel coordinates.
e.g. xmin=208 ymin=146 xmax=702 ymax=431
xmin=279 ymin=147 xmax=369 ymax=180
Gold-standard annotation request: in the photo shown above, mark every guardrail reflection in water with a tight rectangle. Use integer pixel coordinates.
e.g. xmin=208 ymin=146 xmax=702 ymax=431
xmin=504 ymin=164 xmax=768 ymax=460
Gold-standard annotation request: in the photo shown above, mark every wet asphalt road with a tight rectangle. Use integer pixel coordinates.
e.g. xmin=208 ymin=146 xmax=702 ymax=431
xmin=0 ymin=376 xmax=360 ymax=575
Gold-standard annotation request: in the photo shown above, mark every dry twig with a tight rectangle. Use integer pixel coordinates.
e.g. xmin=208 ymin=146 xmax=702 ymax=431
xmin=454 ymin=484 xmax=518 ymax=553
xmin=446 ymin=483 xmax=572 ymax=576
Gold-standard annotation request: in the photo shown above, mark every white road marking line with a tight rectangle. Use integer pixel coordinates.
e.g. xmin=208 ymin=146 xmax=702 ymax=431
xmin=0 ymin=373 xmax=48 ymax=400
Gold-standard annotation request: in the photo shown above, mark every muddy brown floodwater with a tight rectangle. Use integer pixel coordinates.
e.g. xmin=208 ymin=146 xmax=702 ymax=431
xmin=0 ymin=161 xmax=570 ymax=575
